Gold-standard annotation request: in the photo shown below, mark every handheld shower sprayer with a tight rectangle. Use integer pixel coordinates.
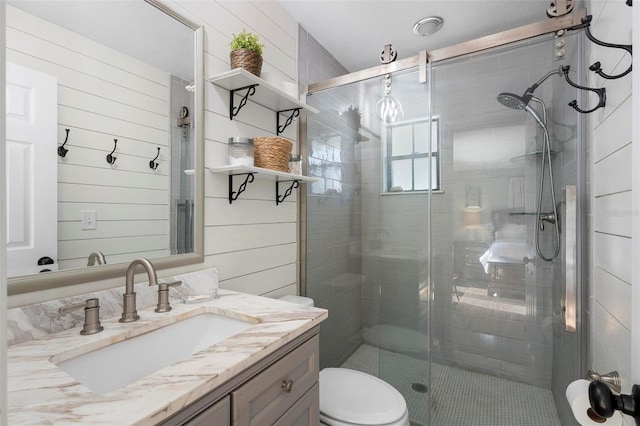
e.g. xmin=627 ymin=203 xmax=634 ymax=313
xmin=497 ymin=67 xmax=562 ymax=112
xmin=496 ymin=67 xmax=562 ymax=261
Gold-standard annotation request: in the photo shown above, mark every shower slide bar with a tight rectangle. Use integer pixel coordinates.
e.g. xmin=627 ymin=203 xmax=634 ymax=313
xmin=307 ymin=9 xmax=588 ymax=95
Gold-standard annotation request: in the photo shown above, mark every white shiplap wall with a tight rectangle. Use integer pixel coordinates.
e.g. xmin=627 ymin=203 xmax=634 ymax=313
xmin=167 ymin=0 xmax=300 ymax=298
xmin=587 ymin=0 xmax=633 ymax=407
xmin=6 ymin=5 xmax=171 ymax=270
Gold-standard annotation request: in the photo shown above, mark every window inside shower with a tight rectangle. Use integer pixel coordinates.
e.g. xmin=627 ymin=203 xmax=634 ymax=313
xmin=384 ymin=117 xmax=440 ymax=192
xmin=304 ymin=31 xmax=584 ymax=426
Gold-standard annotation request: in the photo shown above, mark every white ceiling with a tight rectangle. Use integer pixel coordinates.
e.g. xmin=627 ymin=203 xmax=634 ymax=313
xmin=278 ymin=0 xmax=561 ymax=72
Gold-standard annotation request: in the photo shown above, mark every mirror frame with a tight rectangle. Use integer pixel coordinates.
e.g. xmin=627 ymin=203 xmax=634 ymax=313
xmin=7 ymin=0 xmax=205 ymax=296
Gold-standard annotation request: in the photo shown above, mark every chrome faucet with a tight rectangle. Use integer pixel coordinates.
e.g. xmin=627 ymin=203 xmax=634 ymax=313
xmin=87 ymin=251 xmax=106 ymax=266
xmin=120 ymin=258 xmax=158 ymax=323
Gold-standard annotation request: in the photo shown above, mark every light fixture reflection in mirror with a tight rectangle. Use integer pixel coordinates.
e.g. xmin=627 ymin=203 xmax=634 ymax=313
xmin=376 ymin=74 xmax=404 ymax=123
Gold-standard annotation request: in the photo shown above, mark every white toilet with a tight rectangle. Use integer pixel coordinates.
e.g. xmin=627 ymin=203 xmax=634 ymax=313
xmin=278 ymin=295 xmax=410 ymax=426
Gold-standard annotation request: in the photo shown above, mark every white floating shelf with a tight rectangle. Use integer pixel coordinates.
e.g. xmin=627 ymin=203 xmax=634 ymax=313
xmin=208 ymin=165 xmax=318 ymax=182
xmin=208 ymin=69 xmax=319 ymax=116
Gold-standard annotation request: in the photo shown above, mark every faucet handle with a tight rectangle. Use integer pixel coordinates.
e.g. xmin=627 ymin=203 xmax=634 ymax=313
xmin=155 ymin=280 xmax=182 ymax=313
xmin=59 ymin=298 xmax=104 ymax=335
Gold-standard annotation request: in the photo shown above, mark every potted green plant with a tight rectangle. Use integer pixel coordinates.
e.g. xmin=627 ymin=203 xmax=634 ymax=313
xmin=229 ymin=29 xmax=264 ymax=77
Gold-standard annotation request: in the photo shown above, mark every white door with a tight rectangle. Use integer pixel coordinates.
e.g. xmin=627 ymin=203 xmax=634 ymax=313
xmin=6 ymin=62 xmax=58 ymax=277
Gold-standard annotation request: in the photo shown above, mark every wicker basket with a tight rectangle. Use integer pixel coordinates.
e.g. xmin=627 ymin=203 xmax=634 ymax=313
xmin=230 ymin=49 xmax=263 ymax=77
xmin=253 ymin=137 xmax=292 ymax=172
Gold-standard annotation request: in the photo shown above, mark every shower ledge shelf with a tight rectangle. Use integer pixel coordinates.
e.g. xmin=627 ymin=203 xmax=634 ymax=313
xmin=209 ymin=69 xmax=318 ymax=135
xmin=208 ymin=165 xmax=318 ymax=205
xmin=510 ymin=150 xmax=558 ymax=161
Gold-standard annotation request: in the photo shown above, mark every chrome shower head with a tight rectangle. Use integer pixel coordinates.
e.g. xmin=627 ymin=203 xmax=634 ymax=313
xmin=497 ymin=92 xmax=546 ymax=129
xmin=497 ymin=92 xmax=529 ymax=110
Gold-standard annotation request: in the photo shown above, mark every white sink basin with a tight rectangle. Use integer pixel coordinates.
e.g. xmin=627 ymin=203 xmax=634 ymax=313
xmin=54 ymin=313 xmax=254 ymax=394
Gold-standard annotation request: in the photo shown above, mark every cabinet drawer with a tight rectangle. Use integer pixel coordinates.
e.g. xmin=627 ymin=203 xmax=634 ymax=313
xmin=232 ymin=335 xmax=319 ymax=425
xmin=273 ymin=383 xmax=319 ymax=426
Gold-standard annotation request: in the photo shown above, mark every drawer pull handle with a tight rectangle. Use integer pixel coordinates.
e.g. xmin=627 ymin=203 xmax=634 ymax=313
xmin=281 ymin=379 xmax=293 ymax=393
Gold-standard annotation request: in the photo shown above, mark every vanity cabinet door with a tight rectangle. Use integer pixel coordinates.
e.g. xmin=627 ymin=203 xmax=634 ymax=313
xmin=273 ymin=384 xmax=319 ymax=426
xmin=231 ymin=335 xmax=319 ymax=425
xmin=184 ymin=395 xmax=230 ymax=426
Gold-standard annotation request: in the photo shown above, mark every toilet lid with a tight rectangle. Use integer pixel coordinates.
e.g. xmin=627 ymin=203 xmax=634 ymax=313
xmin=320 ymin=368 xmax=407 ymax=425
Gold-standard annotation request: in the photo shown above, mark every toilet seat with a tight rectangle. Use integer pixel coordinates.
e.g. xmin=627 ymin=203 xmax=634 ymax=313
xmin=319 ymin=368 xmax=409 ymax=426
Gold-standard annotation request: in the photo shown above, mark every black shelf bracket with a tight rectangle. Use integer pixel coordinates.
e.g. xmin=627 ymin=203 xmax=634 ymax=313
xmin=230 ymin=84 xmax=258 ymax=120
xmin=228 ymin=173 xmax=255 ymax=204
xmin=277 ymin=108 xmax=301 ymax=135
xmin=276 ymin=180 xmax=300 ymax=205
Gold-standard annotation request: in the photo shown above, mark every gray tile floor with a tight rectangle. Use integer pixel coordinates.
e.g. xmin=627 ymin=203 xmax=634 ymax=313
xmin=341 ymin=344 xmax=561 ymax=426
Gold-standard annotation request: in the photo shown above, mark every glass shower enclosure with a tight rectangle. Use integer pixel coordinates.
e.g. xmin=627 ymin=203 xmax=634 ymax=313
xmin=303 ymin=31 xmax=585 ymax=426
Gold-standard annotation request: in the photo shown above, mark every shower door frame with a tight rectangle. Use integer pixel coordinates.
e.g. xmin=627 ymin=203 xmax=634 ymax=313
xmin=305 ymin=9 xmax=587 ymax=95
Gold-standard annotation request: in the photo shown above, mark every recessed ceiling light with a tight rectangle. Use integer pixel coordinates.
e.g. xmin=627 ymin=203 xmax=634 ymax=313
xmin=413 ymin=16 xmax=444 ymax=36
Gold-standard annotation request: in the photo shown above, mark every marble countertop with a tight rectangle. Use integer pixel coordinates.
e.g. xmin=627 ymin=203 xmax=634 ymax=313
xmin=8 ymin=290 xmax=328 ymax=425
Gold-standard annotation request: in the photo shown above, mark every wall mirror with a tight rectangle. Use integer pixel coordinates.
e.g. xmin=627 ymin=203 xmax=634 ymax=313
xmin=6 ymin=0 xmax=204 ymax=296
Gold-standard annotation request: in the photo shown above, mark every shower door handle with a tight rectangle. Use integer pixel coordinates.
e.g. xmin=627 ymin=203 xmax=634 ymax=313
xmin=564 ymin=185 xmax=577 ymax=332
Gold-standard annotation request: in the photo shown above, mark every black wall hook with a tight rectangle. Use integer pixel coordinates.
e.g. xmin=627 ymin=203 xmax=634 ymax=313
xmin=106 ymin=139 xmax=117 ymax=165
xmin=149 ymin=147 xmax=160 ymax=170
xmin=561 ymin=66 xmax=606 ymax=113
xmin=580 ymin=15 xmax=632 ymax=80
xmin=58 ymin=129 xmax=70 ymax=157
xmin=627 ymin=0 xmax=632 ymax=7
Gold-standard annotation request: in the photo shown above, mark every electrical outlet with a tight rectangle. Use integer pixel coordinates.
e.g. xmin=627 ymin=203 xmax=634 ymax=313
xmin=81 ymin=210 xmax=96 ymax=230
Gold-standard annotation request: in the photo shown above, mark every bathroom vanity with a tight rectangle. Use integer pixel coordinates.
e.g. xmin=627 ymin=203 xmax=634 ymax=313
xmin=163 ymin=333 xmax=319 ymax=425
xmin=7 ymin=290 xmax=327 ymax=425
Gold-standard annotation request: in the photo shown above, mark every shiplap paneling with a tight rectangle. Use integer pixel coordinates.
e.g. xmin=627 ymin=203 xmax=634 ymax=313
xmin=592 ymin=337 xmax=632 ymax=392
xmin=593 ymin=143 xmax=632 ymax=197
xmin=261 ymin=283 xmax=297 ymax=299
xmin=59 ymin=203 xmax=168 ymax=222
xmin=204 ymin=223 xmax=296 ymax=255
xmin=220 ymin=263 xmax=296 ymax=295
xmin=58 ymin=183 xmax=168 ymax=205
xmin=204 ymin=198 xmax=296 ymax=226
xmin=592 ymin=300 xmax=631 ymax=378
xmin=58 ymin=235 xmax=169 ymax=260
xmin=594 ymin=267 xmax=632 ymax=329
xmin=593 ymin=97 xmax=632 ymax=162
xmin=587 ymin=0 xmax=634 ymax=402
xmin=594 ymin=191 xmax=632 ymax=237
xmin=58 ymin=220 xmax=168 ymax=241
xmin=176 ymin=0 xmax=302 ymax=298
xmin=58 ymin=250 xmax=169 ymax=270
xmin=594 ymin=233 xmax=632 ymax=284
xmin=219 ymin=2 xmax=296 ymax=57
xmin=206 ymin=244 xmax=297 ymax=281
xmin=58 ymin=164 xmax=168 ymax=191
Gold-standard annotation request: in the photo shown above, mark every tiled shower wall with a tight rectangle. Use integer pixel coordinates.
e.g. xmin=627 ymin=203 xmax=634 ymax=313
xmin=299 ymin=26 xmax=364 ymax=369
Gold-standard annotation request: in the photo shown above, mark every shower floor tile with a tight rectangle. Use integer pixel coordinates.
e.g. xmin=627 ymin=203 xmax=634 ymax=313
xmin=340 ymin=344 xmax=561 ymax=426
